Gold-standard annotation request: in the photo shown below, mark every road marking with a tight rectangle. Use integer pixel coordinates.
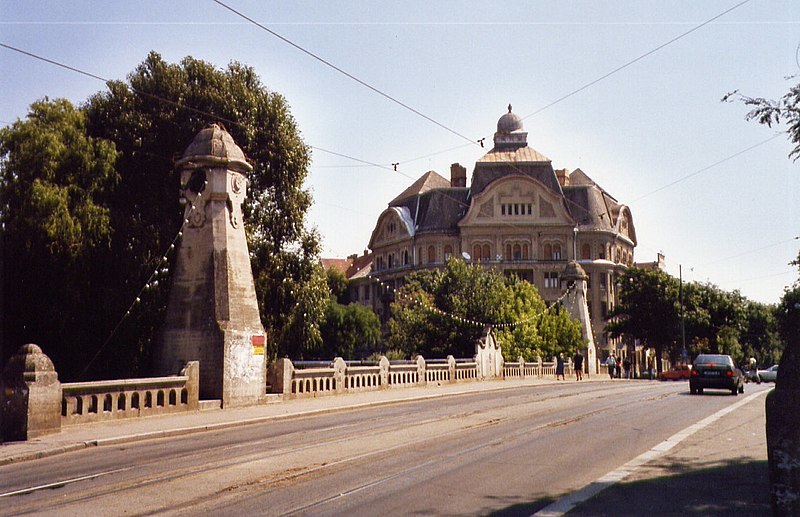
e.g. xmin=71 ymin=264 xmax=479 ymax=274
xmin=0 ymin=467 xmax=132 ymax=498
xmin=532 ymin=389 xmax=767 ymax=517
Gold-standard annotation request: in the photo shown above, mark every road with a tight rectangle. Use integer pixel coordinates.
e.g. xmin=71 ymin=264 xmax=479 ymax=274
xmin=0 ymin=380 xmax=771 ymax=516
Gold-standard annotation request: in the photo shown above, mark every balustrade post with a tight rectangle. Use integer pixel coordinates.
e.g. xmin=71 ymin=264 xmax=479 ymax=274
xmin=379 ymin=356 xmax=390 ymax=389
xmin=415 ymin=355 xmax=427 ymax=386
xmin=181 ymin=361 xmax=200 ymax=409
xmin=447 ymin=355 xmax=456 ymax=383
xmin=0 ymin=344 xmax=62 ymax=441
xmin=518 ymin=356 xmax=526 ymax=378
xmin=333 ymin=357 xmax=346 ymax=393
xmin=269 ymin=358 xmax=294 ymax=394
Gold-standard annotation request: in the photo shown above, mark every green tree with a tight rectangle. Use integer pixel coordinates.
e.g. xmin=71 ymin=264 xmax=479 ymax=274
xmin=326 ymin=268 xmax=350 ymax=305
xmin=319 ymin=300 xmax=382 ymax=360
xmin=0 ymin=99 xmax=119 ymax=374
xmin=1 ymin=53 xmax=323 ymax=377
xmin=606 ymin=267 xmax=681 ymax=373
xmin=387 ymin=259 xmax=582 ymax=360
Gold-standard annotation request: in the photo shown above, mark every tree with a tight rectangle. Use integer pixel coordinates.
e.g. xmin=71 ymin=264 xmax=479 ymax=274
xmin=319 ymin=300 xmax=382 ymax=360
xmin=387 ymin=259 xmax=583 ymax=360
xmin=724 ymin=79 xmax=800 ymax=160
xmin=1 ymin=53 xmax=324 ymax=378
xmin=606 ymin=267 xmax=681 ymax=373
xmin=0 ymin=99 xmax=119 ymax=374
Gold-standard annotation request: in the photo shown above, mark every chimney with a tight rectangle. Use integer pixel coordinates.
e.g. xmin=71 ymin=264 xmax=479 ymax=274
xmin=450 ymin=163 xmax=467 ymax=188
xmin=556 ymin=168 xmax=569 ymax=187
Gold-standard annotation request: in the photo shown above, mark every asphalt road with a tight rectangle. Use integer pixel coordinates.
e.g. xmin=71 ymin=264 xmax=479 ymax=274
xmin=0 ymin=380 xmax=771 ymax=516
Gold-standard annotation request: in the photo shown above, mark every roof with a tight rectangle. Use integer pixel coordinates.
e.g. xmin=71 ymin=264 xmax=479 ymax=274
xmin=176 ymin=123 xmax=252 ymax=173
xmin=320 ymin=253 xmax=373 ymax=280
xmin=390 ymin=170 xmax=452 ymax=205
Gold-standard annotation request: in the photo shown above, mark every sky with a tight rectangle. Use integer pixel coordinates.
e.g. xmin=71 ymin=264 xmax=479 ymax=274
xmin=1 ymin=1 xmax=798 ymax=305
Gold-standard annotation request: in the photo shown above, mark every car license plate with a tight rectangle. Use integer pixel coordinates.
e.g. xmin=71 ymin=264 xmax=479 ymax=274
xmin=704 ymin=371 xmax=720 ymax=376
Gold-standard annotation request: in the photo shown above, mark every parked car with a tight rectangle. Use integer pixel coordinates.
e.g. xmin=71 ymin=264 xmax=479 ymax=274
xmin=689 ymin=354 xmax=744 ymax=395
xmin=658 ymin=364 xmax=692 ymax=381
xmin=757 ymin=365 xmax=779 ymax=383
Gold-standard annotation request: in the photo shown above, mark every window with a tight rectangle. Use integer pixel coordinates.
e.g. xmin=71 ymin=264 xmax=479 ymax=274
xmin=403 ymin=250 xmax=409 ymax=265
xmin=444 ymin=245 xmax=453 ymax=260
xmin=581 ymin=243 xmax=591 ymax=260
xmin=601 ymin=301 xmax=608 ymax=318
xmin=552 ymin=244 xmax=562 ymax=260
xmin=600 ymin=273 xmax=607 ymax=289
xmin=501 ymin=203 xmax=533 ymax=216
xmin=482 ymin=244 xmax=491 ymax=260
xmin=364 ymin=285 xmax=370 ymax=301
xmin=513 ymin=244 xmax=522 ymax=260
xmin=544 ymin=272 xmax=559 ymax=289
xmin=428 ymin=246 xmax=436 ymax=263
xmin=473 ymin=244 xmax=482 ymax=261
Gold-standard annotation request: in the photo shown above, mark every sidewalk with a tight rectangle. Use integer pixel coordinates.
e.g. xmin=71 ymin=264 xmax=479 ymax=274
xmin=0 ymin=376 xmax=558 ymax=466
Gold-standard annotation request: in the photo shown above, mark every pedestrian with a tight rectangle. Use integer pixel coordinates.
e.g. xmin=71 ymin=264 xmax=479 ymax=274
xmin=556 ymin=353 xmax=565 ymax=381
xmin=623 ymin=358 xmax=631 ymax=379
xmin=573 ymin=350 xmax=584 ymax=381
xmin=615 ymin=356 xmax=622 ymax=378
xmin=605 ymin=355 xmax=616 ymax=380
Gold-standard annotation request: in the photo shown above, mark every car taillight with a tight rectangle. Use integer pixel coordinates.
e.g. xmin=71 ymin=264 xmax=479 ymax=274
xmin=725 ymin=370 xmax=733 ymax=377
xmin=691 ymin=370 xmax=698 ymax=376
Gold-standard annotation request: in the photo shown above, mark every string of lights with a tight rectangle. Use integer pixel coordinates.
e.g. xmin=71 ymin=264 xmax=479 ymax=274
xmin=78 ymin=180 xmax=208 ymax=379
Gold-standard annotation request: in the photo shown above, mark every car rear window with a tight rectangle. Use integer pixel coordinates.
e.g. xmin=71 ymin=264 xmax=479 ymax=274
xmin=694 ymin=354 xmax=733 ymax=366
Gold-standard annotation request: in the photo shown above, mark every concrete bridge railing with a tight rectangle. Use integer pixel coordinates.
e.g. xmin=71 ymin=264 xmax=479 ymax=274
xmin=61 ymin=362 xmax=200 ymax=426
xmin=269 ymin=355 xmax=560 ymax=399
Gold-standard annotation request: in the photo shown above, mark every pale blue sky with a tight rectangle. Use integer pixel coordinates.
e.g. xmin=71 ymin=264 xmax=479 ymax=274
xmin=1 ymin=1 xmax=798 ymax=304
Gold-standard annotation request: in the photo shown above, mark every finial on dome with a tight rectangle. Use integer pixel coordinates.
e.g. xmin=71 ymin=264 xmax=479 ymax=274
xmin=508 ymin=104 xmax=512 ymax=113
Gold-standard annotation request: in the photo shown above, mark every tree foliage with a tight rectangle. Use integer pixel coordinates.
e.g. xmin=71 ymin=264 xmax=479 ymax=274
xmin=1 ymin=52 xmax=323 ymax=378
xmin=607 ymin=266 xmax=788 ymax=370
xmin=387 ymin=259 xmax=583 ymax=360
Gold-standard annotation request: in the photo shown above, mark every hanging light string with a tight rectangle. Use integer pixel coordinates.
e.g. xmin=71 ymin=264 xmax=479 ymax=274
xmin=78 ymin=181 xmax=208 ymax=379
xmin=368 ymin=274 xmax=576 ymax=330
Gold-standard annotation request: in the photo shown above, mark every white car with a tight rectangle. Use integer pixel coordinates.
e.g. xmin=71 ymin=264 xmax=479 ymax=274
xmin=757 ymin=365 xmax=779 ymax=383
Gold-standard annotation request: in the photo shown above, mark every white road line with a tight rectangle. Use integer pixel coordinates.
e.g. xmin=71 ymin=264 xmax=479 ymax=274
xmin=532 ymin=389 xmax=767 ymax=517
xmin=0 ymin=467 xmax=132 ymax=498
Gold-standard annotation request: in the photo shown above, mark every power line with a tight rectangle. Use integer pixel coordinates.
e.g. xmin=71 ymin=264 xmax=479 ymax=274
xmin=212 ymin=0 xmax=477 ymax=146
xmin=520 ymin=0 xmax=753 ymax=121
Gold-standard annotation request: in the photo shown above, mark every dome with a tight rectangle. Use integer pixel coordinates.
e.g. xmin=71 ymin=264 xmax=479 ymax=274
xmin=176 ymin=123 xmax=252 ymax=173
xmin=497 ymin=104 xmax=523 ymax=134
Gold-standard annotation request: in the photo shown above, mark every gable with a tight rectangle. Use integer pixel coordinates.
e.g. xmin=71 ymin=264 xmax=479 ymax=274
xmin=368 ymin=206 xmax=415 ymax=248
xmin=460 ymin=175 xmax=574 ymax=227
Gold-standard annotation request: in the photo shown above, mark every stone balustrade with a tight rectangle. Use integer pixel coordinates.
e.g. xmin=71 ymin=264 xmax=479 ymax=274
xmin=61 ymin=362 xmax=199 ymax=426
xmin=269 ymin=354 xmax=561 ymax=399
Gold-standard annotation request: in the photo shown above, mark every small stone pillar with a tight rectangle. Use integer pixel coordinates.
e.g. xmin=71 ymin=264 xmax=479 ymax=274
xmin=415 ymin=355 xmax=427 ymax=386
xmin=268 ymin=358 xmax=294 ymax=394
xmin=333 ymin=357 xmax=346 ymax=394
xmin=518 ymin=356 xmax=526 ymax=378
xmin=0 ymin=344 xmax=62 ymax=441
xmin=447 ymin=355 xmax=456 ymax=383
xmin=379 ymin=356 xmax=390 ymax=389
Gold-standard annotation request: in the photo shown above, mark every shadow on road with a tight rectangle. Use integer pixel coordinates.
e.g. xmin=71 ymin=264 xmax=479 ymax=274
xmin=484 ymin=457 xmax=770 ymax=517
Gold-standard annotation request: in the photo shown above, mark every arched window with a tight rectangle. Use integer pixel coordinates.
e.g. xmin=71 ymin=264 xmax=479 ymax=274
xmin=403 ymin=250 xmax=409 ymax=265
xmin=388 ymin=254 xmax=394 ymax=268
xmin=544 ymin=243 xmax=552 ymax=259
xmin=552 ymin=244 xmax=562 ymax=260
xmin=581 ymin=243 xmax=591 ymax=260
xmin=427 ymin=246 xmax=436 ymax=263
xmin=444 ymin=245 xmax=453 ymax=260
xmin=473 ymin=244 xmax=482 ymax=261
xmin=482 ymin=244 xmax=491 ymax=260
xmin=522 ymin=244 xmax=529 ymax=260
xmin=513 ymin=244 xmax=522 ymax=260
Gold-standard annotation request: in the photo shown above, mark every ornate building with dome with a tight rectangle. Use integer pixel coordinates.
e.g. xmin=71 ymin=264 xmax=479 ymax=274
xmin=346 ymin=106 xmax=637 ymax=362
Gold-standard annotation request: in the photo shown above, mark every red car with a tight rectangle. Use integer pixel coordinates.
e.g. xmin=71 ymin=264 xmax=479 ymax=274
xmin=658 ymin=364 xmax=692 ymax=381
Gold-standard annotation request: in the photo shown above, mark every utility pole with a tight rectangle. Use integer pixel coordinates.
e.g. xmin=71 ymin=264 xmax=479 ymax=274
xmin=680 ymin=264 xmax=687 ymax=363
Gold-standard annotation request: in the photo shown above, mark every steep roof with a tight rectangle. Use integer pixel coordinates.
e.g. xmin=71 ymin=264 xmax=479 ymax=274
xmin=390 ymin=170 xmax=452 ymax=205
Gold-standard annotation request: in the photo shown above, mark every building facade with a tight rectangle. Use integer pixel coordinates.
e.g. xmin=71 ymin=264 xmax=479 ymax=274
xmin=349 ymin=106 xmax=637 ymax=358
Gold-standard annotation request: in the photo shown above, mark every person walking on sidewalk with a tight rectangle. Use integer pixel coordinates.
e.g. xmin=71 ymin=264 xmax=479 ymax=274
xmin=573 ymin=350 xmax=584 ymax=381
xmin=605 ymin=355 xmax=616 ymax=380
xmin=555 ymin=353 xmax=566 ymax=381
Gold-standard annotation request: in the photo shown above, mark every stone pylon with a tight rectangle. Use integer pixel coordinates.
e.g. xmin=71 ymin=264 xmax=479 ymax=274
xmin=156 ymin=124 xmax=266 ymax=407
xmin=561 ymin=261 xmax=597 ymax=374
